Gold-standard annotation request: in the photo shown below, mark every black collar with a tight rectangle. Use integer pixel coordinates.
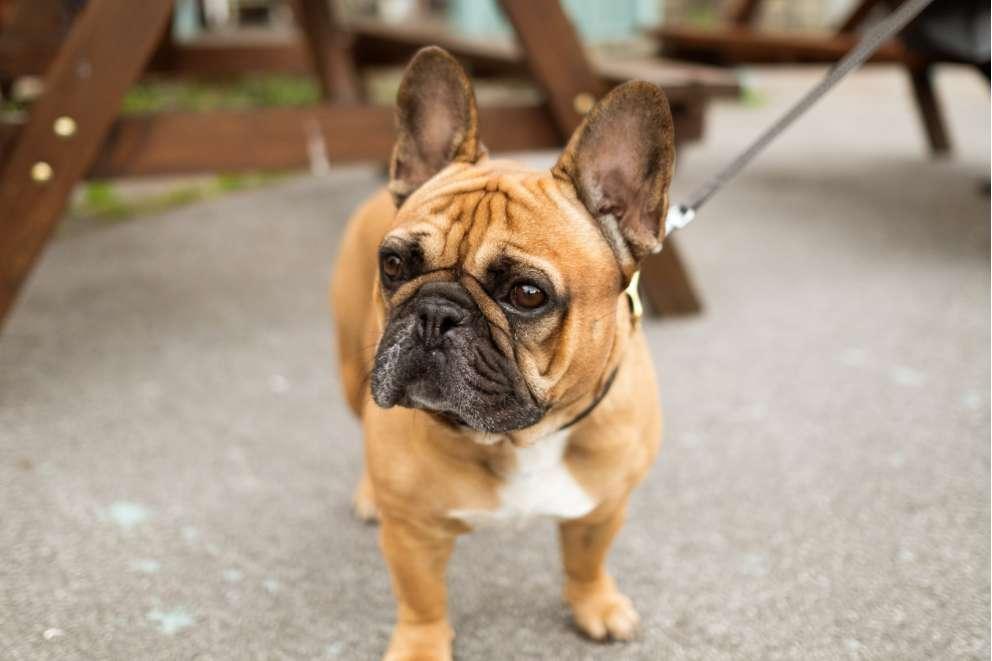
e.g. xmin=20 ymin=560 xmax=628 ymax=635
xmin=557 ymin=365 xmax=619 ymax=431
xmin=554 ymin=270 xmax=639 ymax=432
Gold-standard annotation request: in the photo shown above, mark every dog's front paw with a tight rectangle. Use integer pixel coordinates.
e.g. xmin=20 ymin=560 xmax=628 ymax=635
xmin=565 ymin=576 xmax=640 ymax=641
xmin=383 ymin=621 xmax=453 ymax=661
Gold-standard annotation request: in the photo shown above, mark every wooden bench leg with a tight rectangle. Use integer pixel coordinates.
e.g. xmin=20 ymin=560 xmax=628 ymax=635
xmin=291 ymin=0 xmax=361 ymax=103
xmin=907 ymin=64 xmax=951 ymax=157
xmin=498 ymin=0 xmax=702 ymax=318
xmin=497 ymin=0 xmax=602 ymax=136
xmin=640 ymin=237 xmax=702 ymax=317
xmin=0 ymin=0 xmax=173 ymax=330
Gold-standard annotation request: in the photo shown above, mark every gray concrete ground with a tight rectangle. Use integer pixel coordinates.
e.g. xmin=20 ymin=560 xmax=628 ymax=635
xmin=1 ymin=66 xmax=989 ymax=661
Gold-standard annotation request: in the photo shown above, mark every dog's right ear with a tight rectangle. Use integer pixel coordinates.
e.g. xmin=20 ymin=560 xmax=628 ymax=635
xmin=389 ymin=47 xmax=483 ymax=207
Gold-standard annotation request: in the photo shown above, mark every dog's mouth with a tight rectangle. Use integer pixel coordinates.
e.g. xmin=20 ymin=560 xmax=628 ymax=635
xmin=428 ymin=410 xmax=469 ymax=429
xmin=405 ymin=387 xmax=469 ymax=428
xmin=369 ymin=284 xmax=545 ymax=434
xmin=372 ymin=342 xmax=544 ymax=433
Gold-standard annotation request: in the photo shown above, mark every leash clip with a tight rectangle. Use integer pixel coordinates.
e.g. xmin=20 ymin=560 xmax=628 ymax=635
xmin=664 ymin=204 xmax=695 ymax=237
xmin=624 ymin=270 xmax=643 ymax=321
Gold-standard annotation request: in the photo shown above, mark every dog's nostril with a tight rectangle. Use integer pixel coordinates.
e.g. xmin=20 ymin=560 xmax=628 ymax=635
xmin=416 ymin=301 xmax=466 ymax=343
xmin=438 ymin=314 xmax=460 ymax=337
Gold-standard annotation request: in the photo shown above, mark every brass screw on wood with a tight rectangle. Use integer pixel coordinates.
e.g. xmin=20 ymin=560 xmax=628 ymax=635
xmin=53 ymin=116 xmax=77 ymax=138
xmin=573 ymin=92 xmax=596 ymax=116
xmin=31 ymin=162 xmax=53 ymax=183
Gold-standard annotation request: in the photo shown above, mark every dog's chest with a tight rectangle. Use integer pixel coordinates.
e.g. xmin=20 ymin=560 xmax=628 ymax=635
xmin=449 ymin=431 xmax=596 ymax=528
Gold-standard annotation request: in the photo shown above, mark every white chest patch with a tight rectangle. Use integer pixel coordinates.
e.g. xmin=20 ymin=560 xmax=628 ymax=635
xmin=449 ymin=430 xmax=596 ymax=528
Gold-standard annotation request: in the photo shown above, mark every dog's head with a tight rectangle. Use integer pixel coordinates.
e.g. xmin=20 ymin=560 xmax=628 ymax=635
xmin=369 ymin=47 xmax=675 ymax=438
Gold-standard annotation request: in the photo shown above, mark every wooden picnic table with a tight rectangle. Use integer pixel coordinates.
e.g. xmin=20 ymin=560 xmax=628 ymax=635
xmin=652 ymin=0 xmax=976 ymax=157
xmin=0 ymin=0 xmax=739 ymax=332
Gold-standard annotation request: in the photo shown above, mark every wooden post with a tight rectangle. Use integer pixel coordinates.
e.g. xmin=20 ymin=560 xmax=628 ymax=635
xmin=907 ymin=64 xmax=951 ymax=156
xmin=497 ymin=0 xmax=602 ymax=138
xmin=835 ymin=0 xmax=948 ymax=157
xmin=723 ymin=0 xmax=763 ymax=25
xmin=639 ymin=234 xmax=700 ymax=316
xmin=0 ymin=0 xmax=174 ymax=329
xmin=0 ymin=0 xmax=71 ymax=84
xmin=497 ymin=0 xmax=701 ymax=316
xmin=291 ymin=0 xmax=361 ymax=103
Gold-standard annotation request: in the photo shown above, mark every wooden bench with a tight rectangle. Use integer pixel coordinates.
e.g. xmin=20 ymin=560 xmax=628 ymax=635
xmin=0 ymin=0 xmax=738 ymax=331
xmin=653 ymin=0 xmax=960 ymax=156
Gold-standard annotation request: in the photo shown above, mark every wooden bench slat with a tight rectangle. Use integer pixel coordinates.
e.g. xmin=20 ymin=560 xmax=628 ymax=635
xmin=349 ymin=17 xmax=738 ymax=100
xmin=0 ymin=96 xmax=707 ymax=178
xmin=5 ymin=19 xmax=738 ymax=101
xmin=654 ymin=25 xmax=922 ymax=65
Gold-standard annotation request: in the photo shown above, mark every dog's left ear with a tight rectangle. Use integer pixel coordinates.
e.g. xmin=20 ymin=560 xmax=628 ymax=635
xmin=553 ymin=81 xmax=676 ymax=279
xmin=389 ymin=46 xmax=483 ymax=206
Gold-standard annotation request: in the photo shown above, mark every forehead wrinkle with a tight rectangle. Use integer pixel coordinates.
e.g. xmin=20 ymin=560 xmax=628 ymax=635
xmin=438 ymin=220 xmax=465 ymax=266
xmin=471 ymin=191 xmax=504 ymax=257
xmin=504 ymin=174 xmax=545 ymax=213
xmin=486 ymin=188 xmax=510 ymax=238
xmin=396 ymin=190 xmax=474 ymax=266
xmin=416 ymin=170 xmax=492 ymax=206
xmin=433 ymin=190 xmax=476 ymax=266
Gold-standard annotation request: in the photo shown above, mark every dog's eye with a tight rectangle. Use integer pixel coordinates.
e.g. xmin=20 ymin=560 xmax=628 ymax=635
xmin=381 ymin=253 xmax=404 ymax=281
xmin=509 ymin=283 xmax=547 ymax=310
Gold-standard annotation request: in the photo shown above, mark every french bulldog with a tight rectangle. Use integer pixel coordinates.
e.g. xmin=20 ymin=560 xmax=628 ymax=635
xmin=331 ymin=46 xmax=673 ymax=661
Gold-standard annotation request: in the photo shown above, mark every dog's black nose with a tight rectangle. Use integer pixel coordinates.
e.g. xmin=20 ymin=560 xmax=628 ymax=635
xmin=416 ymin=298 xmax=467 ymax=345
xmin=415 ymin=283 xmax=473 ymax=346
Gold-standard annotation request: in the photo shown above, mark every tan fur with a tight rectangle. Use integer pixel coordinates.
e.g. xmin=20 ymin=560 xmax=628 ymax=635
xmin=332 ymin=188 xmax=397 ymax=417
xmin=330 ymin=48 xmax=671 ymax=661
xmin=332 ymin=163 xmax=662 ymax=661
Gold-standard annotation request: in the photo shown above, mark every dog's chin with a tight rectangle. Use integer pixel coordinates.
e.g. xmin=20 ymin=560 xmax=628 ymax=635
xmin=371 ymin=374 xmax=542 ymax=434
xmin=398 ymin=385 xmax=544 ymax=434
xmin=406 ymin=391 xmax=470 ymax=428
xmin=369 ymin=311 xmax=545 ymax=434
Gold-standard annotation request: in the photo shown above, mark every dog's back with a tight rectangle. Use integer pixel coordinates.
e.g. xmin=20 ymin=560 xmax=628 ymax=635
xmin=330 ymin=188 xmax=395 ymax=417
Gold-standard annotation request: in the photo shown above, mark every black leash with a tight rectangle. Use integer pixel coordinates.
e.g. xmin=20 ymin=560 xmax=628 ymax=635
xmin=560 ymin=0 xmax=939 ymax=432
xmin=664 ymin=0 xmax=939 ymax=235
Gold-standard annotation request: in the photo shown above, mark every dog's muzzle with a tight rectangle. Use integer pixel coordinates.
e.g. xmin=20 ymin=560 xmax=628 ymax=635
xmin=370 ymin=281 xmax=544 ymax=433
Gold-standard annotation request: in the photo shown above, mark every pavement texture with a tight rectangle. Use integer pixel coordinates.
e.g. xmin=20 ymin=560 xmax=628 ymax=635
xmin=1 ymin=66 xmax=989 ymax=661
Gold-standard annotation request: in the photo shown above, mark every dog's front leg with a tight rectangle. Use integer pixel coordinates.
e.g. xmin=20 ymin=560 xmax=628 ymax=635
xmin=379 ymin=516 xmax=455 ymax=661
xmin=559 ymin=502 xmax=640 ymax=641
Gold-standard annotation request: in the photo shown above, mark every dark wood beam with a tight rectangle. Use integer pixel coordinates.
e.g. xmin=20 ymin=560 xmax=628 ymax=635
xmin=655 ymin=25 xmax=922 ymax=65
xmin=0 ymin=0 xmax=174 ymax=329
xmin=497 ymin=0 xmax=603 ymax=136
xmin=80 ymin=104 xmax=563 ymax=177
xmin=290 ymin=0 xmax=361 ymax=102
xmin=0 ymin=99 xmax=705 ymax=178
xmin=907 ymin=64 xmax=951 ymax=156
